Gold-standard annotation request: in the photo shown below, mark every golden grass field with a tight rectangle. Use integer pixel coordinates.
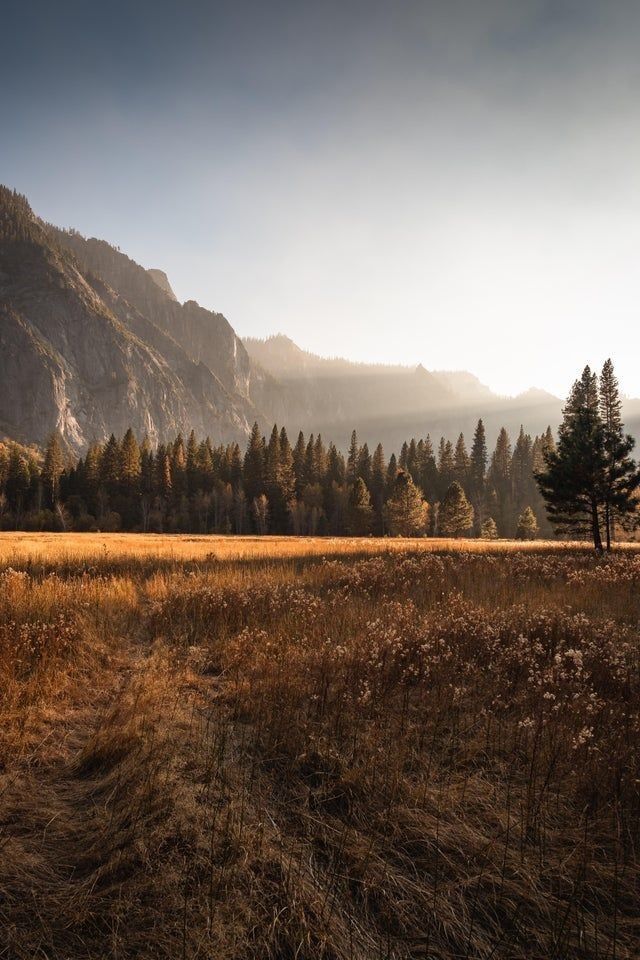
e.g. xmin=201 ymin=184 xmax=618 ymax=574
xmin=1 ymin=534 xmax=639 ymax=959
xmin=3 ymin=530 xmax=639 ymax=564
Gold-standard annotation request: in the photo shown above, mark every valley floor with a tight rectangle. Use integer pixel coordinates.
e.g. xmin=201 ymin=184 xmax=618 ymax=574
xmin=1 ymin=530 xmax=637 ymax=565
xmin=1 ymin=537 xmax=639 ymax=958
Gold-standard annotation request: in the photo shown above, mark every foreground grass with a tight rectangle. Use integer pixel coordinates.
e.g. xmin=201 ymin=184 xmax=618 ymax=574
xmin=1 ymin=538 xmax=639 ymax=958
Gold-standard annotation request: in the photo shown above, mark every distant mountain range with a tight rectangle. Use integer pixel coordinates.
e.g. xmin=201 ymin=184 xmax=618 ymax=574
xmin=1 ymin=185 xmax=638 ymax=453
xmin=242 ymin=334 xmax=570 ymax=451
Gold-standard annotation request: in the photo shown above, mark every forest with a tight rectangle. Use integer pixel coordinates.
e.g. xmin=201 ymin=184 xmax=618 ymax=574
xmin=0 ymin=361 xmax=636 ymax=548
xmin=0 ymin=418 xmax=551 ymax=540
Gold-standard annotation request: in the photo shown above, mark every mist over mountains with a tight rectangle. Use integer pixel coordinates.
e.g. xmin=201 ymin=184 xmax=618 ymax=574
xmin=1 ymin=185 xmax=637 ymax=454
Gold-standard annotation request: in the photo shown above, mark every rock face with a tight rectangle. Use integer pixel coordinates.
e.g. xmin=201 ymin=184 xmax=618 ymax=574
xmin=0 ymin=187 xmax=262 ymax=450
xmin=147 ymin=268 xmax=177 ymax=301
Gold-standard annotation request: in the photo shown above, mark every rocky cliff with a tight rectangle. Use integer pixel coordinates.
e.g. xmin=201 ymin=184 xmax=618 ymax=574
xmin=0 ymin=188 xmax=260 ymax=450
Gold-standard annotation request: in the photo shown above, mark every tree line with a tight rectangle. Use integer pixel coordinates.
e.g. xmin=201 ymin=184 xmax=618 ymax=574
xmin=0 ymin=421 xmax=551 ymax=539
xmin=0 ymin=360 xmax=635 ymax=544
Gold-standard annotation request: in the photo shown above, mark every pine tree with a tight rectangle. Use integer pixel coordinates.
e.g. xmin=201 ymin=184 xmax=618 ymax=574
xmin=265 ymin=425 xmax=291 ymax=532
xmin=120 ymin=428 xmax=141 ymax=487
xmin=159 ymin=453 xmax=172 ymax=500
xmin=186 ymin=430 xmax=198 ymax=494
xmin=516 ymin=506 xmax=539 ymax=540
xmin=370 ymin=443 xmax=386 ymax=534
xmin=347 ymin=477 xmax=374 ymax=535
xmin=488 ymin=428 xmax=512 ymax=536
xmin=420 ymin=435 xmax=438 ymax=500
xmin=356 ymin=442 xmax=372 ymax=488
xmin=228 ymin=443 xmax=242 ymax=489
xmin=197 ymin=440 xmax=215 ymax=493
xmin=171 ymin=435 xmax=187 ymax=499
xmin=314 ymin=435 xmax=327 ymax=480
xmin=5 ymin=448 xmax=31 ymax=517
xmin=346 ymin=430 xmax=359 ymax=485
xmin=304 ymin=434 xmax=317 ymax=485
xmin=244 ymin=422 xmax=265 ymax=504
xmin=385 ymin=470 xmax=429 ymax=536
xmin=406 ymin=439 xmax=419 ymax=483
xmin=536 ymin=366 xmax=607 ymax=550
xmin=439 ymin=481 xmax=474 ymax=538
xmin=293 ymin=431 xmax=307 ymax=496
xmin=480 ymin=517 xmax=499 ymax=540
xmin=278 ymin=426 xmax=296 ymax=506
xmin=101 ymin=434 xmax=120 ymax=487
xmin=385 ymin=453 xmax=398 ymax=498
xmin=42 ymin=431 xmax=65 ymax=507
xmin=469 ymin=419 xmax=487 ymax=532
xmin=453 ymin=433 xmax=470 ymax=489
xmin=511 ymin=427 xmax=534 ymax=515
xmin=599 ymin=359 xmax=639 ymax=549
xmin=437 ymin=438 xmax=455 ymax=499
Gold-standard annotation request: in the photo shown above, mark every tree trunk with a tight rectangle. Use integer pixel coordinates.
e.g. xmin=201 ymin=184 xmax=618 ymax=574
xmin=605 ymin=501 xmax=611 ymax=552
xmin=591 ymin=500 xmax=603 ymax=553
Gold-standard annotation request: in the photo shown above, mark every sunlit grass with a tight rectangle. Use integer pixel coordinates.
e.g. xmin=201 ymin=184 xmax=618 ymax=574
xmin=1 ymin=534 xmax=639 ymax=959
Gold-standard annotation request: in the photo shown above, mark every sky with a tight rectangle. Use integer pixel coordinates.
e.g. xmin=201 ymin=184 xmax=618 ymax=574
xmin=2 ymin=0 xmax=640 ymax=398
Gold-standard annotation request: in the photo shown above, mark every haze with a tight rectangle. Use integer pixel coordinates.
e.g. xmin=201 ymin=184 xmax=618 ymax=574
xmin=3 ymin=0 xmax=640 ymax=398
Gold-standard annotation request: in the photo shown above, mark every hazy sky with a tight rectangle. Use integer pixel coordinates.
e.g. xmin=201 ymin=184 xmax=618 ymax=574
xmin=3 ymin=0 xmax=640 ymax=398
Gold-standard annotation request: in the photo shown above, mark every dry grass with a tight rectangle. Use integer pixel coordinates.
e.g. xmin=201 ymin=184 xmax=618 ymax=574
xmin=1 ymin=535 xmax=639 ymax=959
xmin=4 ymin=531 xmax=639 ymax=565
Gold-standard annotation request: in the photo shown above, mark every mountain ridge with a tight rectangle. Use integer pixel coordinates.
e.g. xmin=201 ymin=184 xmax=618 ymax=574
xmin=2 ymin=185 xmax=638 ymax=454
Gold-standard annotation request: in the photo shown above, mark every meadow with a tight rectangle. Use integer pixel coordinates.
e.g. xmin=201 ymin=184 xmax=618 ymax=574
xmin=1 ymin=535 xmax=639 ymax=959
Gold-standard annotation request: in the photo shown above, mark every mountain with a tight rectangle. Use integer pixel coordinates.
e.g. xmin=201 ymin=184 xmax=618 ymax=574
xmin=1 ymin=185 xmax=637 ymax=455
xmin=243 ymin=335 xmax=564 ymax=449
xmin=0 ymin=187 xmax=266 ymax=450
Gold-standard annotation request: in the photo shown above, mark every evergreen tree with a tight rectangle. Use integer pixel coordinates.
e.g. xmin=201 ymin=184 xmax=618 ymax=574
xmin=304 ymin=434 xmax=317 ymax=485
xmin=370 ymin=443 xmax=386 ymax=534
xmin=511 ymin=427 xmax=534 ymax=514
xmin=439 ymin=481 xmax=474 ymax=538
xmin=385 ymin=470 xmax=429 ymax=536
xmin=488 ymin=428 xmax=512 ymax=536
xmin=453 ymin=433 xmax=470 ymax=489
xmin=314 ymin=434 xmax=327 ymax=480
xmin=437 ymin=438 xmax=455 ymax=499
xmin=229 ymin=443 xmax=243 ymax=489
xmin=356 ymin=442 xmax=372 ymax=488
xmin=599 ymin=359 xmax=639 ymax=549
xmin=243 ymin=422 xmax=265 ymax=505
xmin=171 ymin=435 xmax=187 ymax=499
xmin=516 ymin=506 xmax=539 ymax=540
xmin=186 ymin=430 xmax=198 ymax=494
xmin=469 ymin=419 xmax=488 ymax=532
xmin=265 ymin=425 xmax=291 ymax=532
xmin=480 ymin=517 xmax=499 ymax=540
xmin=5 ymin=448 xmax=31 ymax=518
xmin=159 ymin=453 xmax=172 ymax=501
xmin=42 ymin=431 xmax=65 ymax=507
xmin=420 ymin=435 xmax=438 ymax=500
xmin=120 ymin=428 xmax=141 ymax=487
xmin=536 ymin=366 xmax=607 ymax=550
xmin=385 ymin=453 xmax=398 ymax=498
xmin=278 ymin=427 xmax=296 ymax=507
xmin=347 ymin=477 xmax=374 ymax=535
xmin=293 ymin=431 xmax=307 ymax=496
xmin=346 ymin=430 xmax=359 ymax=484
